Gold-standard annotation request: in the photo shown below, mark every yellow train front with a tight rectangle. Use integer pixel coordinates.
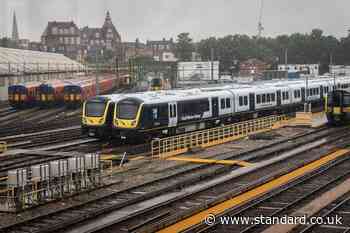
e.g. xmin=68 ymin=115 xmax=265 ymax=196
xmin=82 ymin=95 xmax=121 ymax=139
xmin=325 ymin=90 xmax=350 ymax=125
xmin=149 ymin=77 xmax=163 ymax=91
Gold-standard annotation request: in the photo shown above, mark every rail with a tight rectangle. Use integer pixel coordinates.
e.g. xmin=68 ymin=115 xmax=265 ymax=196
xmin=0 ymin=142 xmax=7 ymax=154
xmin=151 ymin=115 xmax=290 ymax=159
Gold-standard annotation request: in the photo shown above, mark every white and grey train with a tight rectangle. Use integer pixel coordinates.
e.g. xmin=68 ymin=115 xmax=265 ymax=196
xmin=82 ymin=77 xmax=350 ymax=140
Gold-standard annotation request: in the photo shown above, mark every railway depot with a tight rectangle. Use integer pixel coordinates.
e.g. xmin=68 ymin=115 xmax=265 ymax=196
xmin=2 ymin=1 xmax=350 ymax=233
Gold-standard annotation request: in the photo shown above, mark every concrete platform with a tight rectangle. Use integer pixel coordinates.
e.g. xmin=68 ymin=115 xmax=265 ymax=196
xmin=287 ymin=112 xmax=328 ymax=128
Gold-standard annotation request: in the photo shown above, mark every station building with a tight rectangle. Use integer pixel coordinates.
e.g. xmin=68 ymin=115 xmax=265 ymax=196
xmin=0 ymin=46 xmax=85 ymax=101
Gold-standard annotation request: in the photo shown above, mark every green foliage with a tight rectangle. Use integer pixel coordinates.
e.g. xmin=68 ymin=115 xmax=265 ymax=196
xmin=196 ymin=29 xmax=350 ymax=74
xmin=0 ymin=37 xmax=18 ymax=48
xmin=175 ymin=33 xmax=194 ymax=61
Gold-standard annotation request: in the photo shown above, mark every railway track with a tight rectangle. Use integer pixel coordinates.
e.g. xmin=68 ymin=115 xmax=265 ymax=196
xmin=0 ymin=118 xmax=81 ymax=137
xmin=0 ymin=126 xmax=84 ymax=150
xmin=91 ymin=129 xmax=350 ymax=233
xmin=0 ymin=126 xmax=348 ymax=233
xmin=291 ymin=190 xmax=350 ymax=233
xmin=195 ymin=152 xmax=350 ymax=233
xmin=0 ymin=153 xmax=71 ymax=176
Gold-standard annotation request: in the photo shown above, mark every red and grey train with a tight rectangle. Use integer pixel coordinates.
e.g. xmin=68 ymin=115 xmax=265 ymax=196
xmin=8 ymin=75 xmax=122 ymax=108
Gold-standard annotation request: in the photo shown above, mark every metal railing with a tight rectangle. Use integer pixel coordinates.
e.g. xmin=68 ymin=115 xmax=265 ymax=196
xmin=151 ymin=115 xmax=290 ymax=159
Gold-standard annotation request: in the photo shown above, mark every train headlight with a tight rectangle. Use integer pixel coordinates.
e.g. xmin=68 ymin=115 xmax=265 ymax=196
xmin=131 ymin=120 xmax=136 ymax=126
xmin=98 ymin=118 xmax=104 ymax=124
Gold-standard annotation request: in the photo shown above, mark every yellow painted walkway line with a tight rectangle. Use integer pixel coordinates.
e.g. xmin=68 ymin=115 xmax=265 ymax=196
xmin=101 ymin=155 xmax=145 ymax=161
xmin=157 ymin=149 xmax=350 ymax=233
xmin=130 ymin=156 xmax=145 ymax=161
xmin=166 ymin=157 xmax=252 ymax=167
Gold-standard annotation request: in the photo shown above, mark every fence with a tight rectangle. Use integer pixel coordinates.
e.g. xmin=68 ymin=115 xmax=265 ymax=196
xmin=151 ymin=115 xmax=289 ymax=159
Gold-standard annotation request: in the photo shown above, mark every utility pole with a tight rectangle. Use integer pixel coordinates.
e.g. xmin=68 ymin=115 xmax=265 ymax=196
xmin=284 ymin=48 xmax=288 ymax=79
xmin=211 ymin=48 xmax=214 ymax=81
xmin=257 ymin=0 xmax=264 ymax=39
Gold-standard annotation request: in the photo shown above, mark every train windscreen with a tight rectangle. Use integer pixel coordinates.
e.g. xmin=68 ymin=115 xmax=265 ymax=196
xmin=151 ymin=78 xmax=161 ymax=86
xmin=85 ymin=101 xmax=106 ymax=117
xmin=117 ymin=101 xmax=139 ymax=119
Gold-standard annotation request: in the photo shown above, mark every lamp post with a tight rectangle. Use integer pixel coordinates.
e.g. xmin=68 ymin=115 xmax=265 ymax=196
xmin=95 ymin=49 xmax=104 ymax=95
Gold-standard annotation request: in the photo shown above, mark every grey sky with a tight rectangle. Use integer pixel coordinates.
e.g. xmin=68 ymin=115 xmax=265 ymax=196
xmin=1 ymin=0 xmax=350 ymax=42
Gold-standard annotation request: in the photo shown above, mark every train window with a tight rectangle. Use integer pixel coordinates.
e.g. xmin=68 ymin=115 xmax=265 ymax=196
xmin=200 ymin=100 xmax=210 ymax=111
xmin=272 ymin=93 xmax=276 ymax=101
xmin=117 ymin=101 xmax=140 ymax=119
xmin=221 ymin=99 xmax=226 ymax=109
xmin=226 ymin=98 xmax=231 ymax=108
xmin=85 ymin=101 xmax=106 ymax=117
xmin=267 ymin=93 xmax=271 ymax=102
xmin=239 ymin=96 xmax=243 ymax=106
xmin=159 ymin=105 xmax=168 ymax=120
xmin=282 ymin=92 xmax=285 ymax=100
xmin=152 ymin=108 xmax=158 ymax=120
xmin=262 ymin=94 xmax=266 ymax=103
xmin=286 ymin=92 xmax=289 ymax=100
xmin=257 ymin=95 xmax=261 ymax=104
xmin=169 ymin=105 xmax=173 ymax=117
xmin=244 ymin=96 xmax=248 ymax=106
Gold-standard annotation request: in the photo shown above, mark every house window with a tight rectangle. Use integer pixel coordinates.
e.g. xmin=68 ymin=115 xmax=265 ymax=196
xmin=96 ymin=32 xmax=100 ymax=38
xmin=70 ymin=27 xmax=75 ymax=34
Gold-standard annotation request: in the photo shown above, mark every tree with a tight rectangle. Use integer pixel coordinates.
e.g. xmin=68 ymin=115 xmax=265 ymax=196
xmin=0 ymin=37 xmax=17 ymax=48
xmin=175 ymin=33 xmax=194 ymax=61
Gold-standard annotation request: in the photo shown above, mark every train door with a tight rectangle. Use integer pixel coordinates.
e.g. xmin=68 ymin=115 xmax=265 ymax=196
xmin=212 ymin=97 xmax=219 ymax=118
xmin=301 ymin=88 xmax=306 ymax=102
xmin=249 ymin=93 xmax=255 ymax=111
xmin=276 ymin=90 xmax=282 ymax=106
xmin=168 ymin=102 xmax=177 ymax=127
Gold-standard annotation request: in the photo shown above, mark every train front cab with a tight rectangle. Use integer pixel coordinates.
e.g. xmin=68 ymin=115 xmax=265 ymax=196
xmin=150 ymin=78 xmax=162 ymax=91
xmin=8 ymin=86 xmax=17 ymax=107
xmin=8 ymin=85 xmax=35 ymax=108
xmin=113 ymin=98 xmax=144 ymax=139
xmin=64 ymin=85 xmax=83 ymax=108
xmin=82 ymin=97 xmax=115 ymax=138
xmin=38 ymin=84 xmax=55 ymax=107
xmin=325 ymin=90 xmax=350 ymax=125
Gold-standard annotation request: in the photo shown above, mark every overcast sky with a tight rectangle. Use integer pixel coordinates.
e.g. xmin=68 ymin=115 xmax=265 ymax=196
xmin=1 ymin=0 xmax=350 ymax=42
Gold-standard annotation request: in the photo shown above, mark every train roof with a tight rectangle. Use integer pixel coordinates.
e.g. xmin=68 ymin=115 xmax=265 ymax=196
xmin=10 ymin=81 xmax=41 ymax=89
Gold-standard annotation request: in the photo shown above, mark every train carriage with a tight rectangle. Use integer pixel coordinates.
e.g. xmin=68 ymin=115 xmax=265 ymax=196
xmin=64 ymin=76 xmax=117 ymax=108
xmin=8 ymin=82 xmax=41 ymax=108
xmin=325 ymin=90 xmax=350 ymax=124
xmin=82 ymin=94 xmax=122 ymax=138
xmin=38 ymin=80 xmax=71 ymax=106
xmin=82 ymin=76 xmax=350 ymax=141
